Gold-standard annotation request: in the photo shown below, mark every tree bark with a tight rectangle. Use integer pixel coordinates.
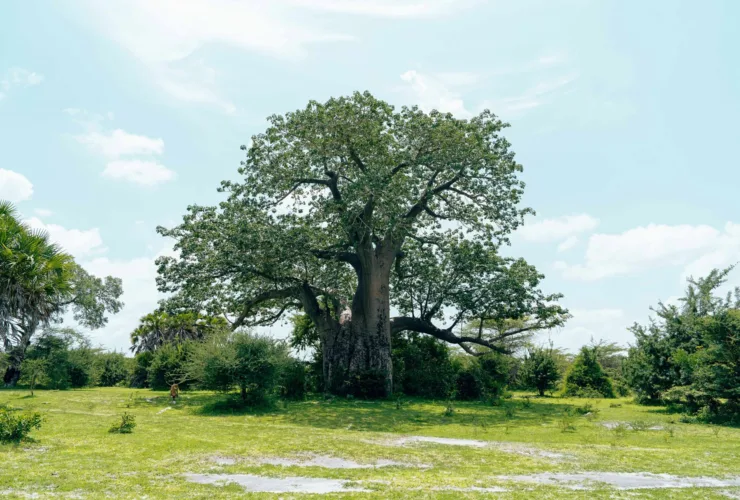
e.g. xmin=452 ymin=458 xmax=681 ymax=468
xmin=320 ymin=244 xmax=394 ymax=397
xmin=3 ymin=345 xmax=30 ymax=387
xmin=3 ymin=364 xmax=22 ymax=387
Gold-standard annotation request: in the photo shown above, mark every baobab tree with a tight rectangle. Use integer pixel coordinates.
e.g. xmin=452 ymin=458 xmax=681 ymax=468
xmin=156 ymin=92 xmax=568 ymax=396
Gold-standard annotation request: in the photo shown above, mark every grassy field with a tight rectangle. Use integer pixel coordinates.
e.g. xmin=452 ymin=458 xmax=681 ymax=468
xmin=1 ymin=388 xmax=739 ymax=499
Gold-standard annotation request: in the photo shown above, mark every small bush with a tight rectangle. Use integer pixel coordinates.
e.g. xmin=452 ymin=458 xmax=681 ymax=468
xmin=108 ymin=412 xmax=136 ymax=434
xmin=503 ymin=404 xmax=516 ymax=419
xmin=574 ymin=403 xmax=599 ymax=416
xmin=280 ymin=360 xmax=307 ymax=400
xmin=148 ymin=343 xmax=191 ymax=391
xmin=612 ymin=422 xmax=629 ymax=438
xmin=559 ymin=410 xmax=577 ymax=433
xmin=96 ymin=352 xmax=129 ymax=387
xmin=0 ymin=408 xmax=43 ymax=442
xmin=187 ymin=332 xmax=290 ymax=405
xmin=130 ymin=352 xmax=153 ymax=388
xmin=443 ymin=400 xmax=455 ymax=417
xmin=452 ymin=352 xmax=510 ymax=402
xmin=628 ymin=420 xmax=653 ymax=432
xmin=562 ymin=346 xmax=615 ymax=398
xmin=392 ymin=333 xmax=455 ymax=398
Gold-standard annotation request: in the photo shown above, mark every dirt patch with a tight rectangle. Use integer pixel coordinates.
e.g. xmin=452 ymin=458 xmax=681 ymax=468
xmin=209 ymin=453 xmax=427 ymax=469
xmin=601 ymin=422 xmax=664 ymax=431
xmin=259 ymin=454 xmax=425 ymax=469
xmin=498 ymin=472 xmax=740 ymax=490
xmin=375 ymin=435 xmax=569 ymax=460
xmin=184 ymin=473 xmax=368 ymax=493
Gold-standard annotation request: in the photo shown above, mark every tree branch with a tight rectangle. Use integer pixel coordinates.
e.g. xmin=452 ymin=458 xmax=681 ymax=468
xmin=347 ymin=145 xmax=367 ymax=172
xmin=390 ymin=316 xmax=509 ymax=354
xmin=232 ymin=287 xmax=301 ymax=330
xmin=310 ymin=249 xmax=361 ymax=271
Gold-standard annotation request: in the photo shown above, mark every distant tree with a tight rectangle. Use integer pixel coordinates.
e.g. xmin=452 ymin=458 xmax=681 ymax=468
xmin=20 ymin=328 xmax=98 ymax=390
xmin=626 ymin=268 xmax=740 ymax=418
xmin=562 ymin=346 xmax=615 ymax=398
xmin=18 ymin=359 xmax=45 ymax=396
xmin=588 ymin=338 xmax=629 ymax=396
xmin=129 ymin=311 xmax=228 ymax=354
xmin=1 ymin=202 xmax=123 ymax=385
xmin=520 ymin=345 xmax=561 ymax=396
xmin=95 ymin=352 xmax=129 ymax=387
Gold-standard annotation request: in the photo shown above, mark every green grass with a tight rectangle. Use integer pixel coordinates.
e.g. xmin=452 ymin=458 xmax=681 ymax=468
xmin=1 ymin=388 xmax=739 ymax=498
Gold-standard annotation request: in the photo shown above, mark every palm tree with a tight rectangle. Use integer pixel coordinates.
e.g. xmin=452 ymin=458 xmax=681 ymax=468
xmin=130 ymin=311 xmax=228 ymax=354
xmin=0 ymin=202 xmax=75 ymax=384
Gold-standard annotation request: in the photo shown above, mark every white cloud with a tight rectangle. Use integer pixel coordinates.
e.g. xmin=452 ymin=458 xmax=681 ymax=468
xmin=557 ymin=236 xmax=579 ymax=252
xmin=556 ymin=223 xmax=738 ymax=281
xmin=0 ymin=169 xmax=34 ymax=203
xmin=154 ymin=61 xmax=237 ymax=114
xmin=77 ymin=0 xmax=354 ymax=112
xmin=34 ymin=208 xmax=53 ymax=217
xmin=67 ymin=109 xmax=175 ymax=186
xmin=81 ymin=245 xmax=177 ymax=351
xmin=0 ymin=68 xmax=44 ymax=99
xmin=491 ymin=73 xmax=579 ymax=116
xmin=518 ymin=214 xmax=599 ymax=244
xmin=103 ymin=160 xmax=176 ymax=186
xmin=680 ymin=222 xmax=740 ymax=281
xmin=400 ymin=70 xmax=473 ymax=118
xmin=75 ymin=129 xmax=164 ymax=158
xmin=24 ymin=217 xmax=107 ymax=260
xmin=545 ymin=308 xmax=630 ymax=352
xmin=292 ymin=0 xmax=478 ymax=18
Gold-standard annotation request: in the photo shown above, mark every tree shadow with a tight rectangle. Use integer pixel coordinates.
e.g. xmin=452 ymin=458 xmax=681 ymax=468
xmin=173 ymin=391 xmax=578 ymax=433
xmin=276 ymin=398 xmax=578 ymax=433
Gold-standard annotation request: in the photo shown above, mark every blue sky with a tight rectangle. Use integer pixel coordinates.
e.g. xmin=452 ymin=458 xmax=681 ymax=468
xmin=2 ymin=0 xmax=739 ymax=353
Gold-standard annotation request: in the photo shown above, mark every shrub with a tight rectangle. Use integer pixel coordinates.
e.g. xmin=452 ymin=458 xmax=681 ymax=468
xmin=520 ymin=347 xmax=561 ymax=396
xmin=148 ymin=343 xmax=191 ymax=390
xmin=452 ymin=352 xmax=511 ymax=401
xmin=130 ymin=352 xmax=153 ymax=388
xmin=562 ymin=346 xmax=615 ymax=398
xmin=187 ymin=332 xmax=289 ymax=405
xmin=0 ymin=408 xmax=43 ymax=442
xmin=392 ymin=333 xmax=455 ymax=398
xmin=108 ymin=412 xmax=136 ymax=434
xmin=559 ymin=410 xmax=577 ymax=433
xmin=67 ymin=347 xmax=97 ymax=388
xmin=574 ymin=403 xmax=599 ymax=416
xmin=95 ymin=352 xmax=129 ymax=387
xmin=280 ymin=359 xmax=307 ymax=400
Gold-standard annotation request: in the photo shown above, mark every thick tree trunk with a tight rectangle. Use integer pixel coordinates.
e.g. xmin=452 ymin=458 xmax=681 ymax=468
xmin=321 ymin=246 xmax=394 ymax=397
xmin=2 ymin=325 xmax=35 ymax=387
xmin=3 ymin=364 xmax=22 ymax=387
xmin=3 ymin=346 xmax=28 ymax=387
